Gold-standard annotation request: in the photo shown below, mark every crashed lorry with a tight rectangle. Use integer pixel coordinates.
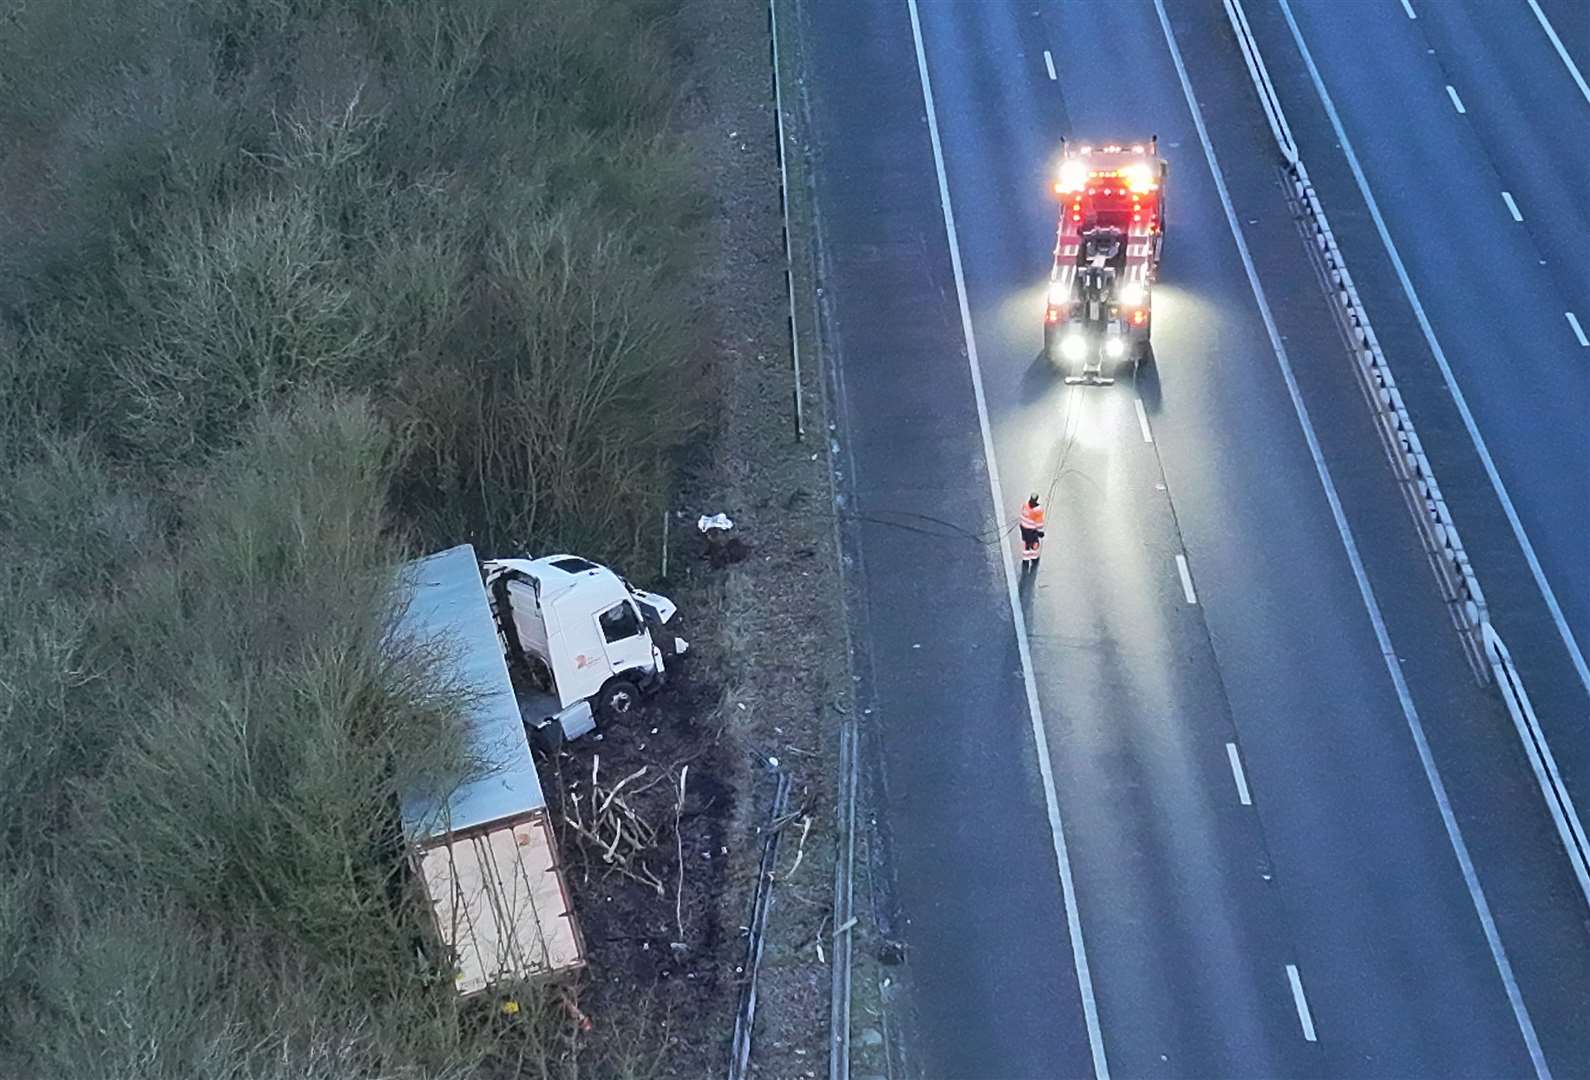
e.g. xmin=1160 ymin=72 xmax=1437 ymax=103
xmin=391 ymin=544 xmax=684 ymax=1000
xmin=483 ymin=552 xmax=686 ymax=747
xmin=1043 ymin=138 xmax=1167 ymax=385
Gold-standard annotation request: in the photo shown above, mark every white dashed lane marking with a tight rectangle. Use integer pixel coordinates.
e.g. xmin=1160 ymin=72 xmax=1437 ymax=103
xmin=1175 ymin=553 xmax=1197 ymax=605
xmin=1226 ymin=743 xmax=1253 ymax=806
xmin=1286 ymin=965 xmax=1319 ymax=1042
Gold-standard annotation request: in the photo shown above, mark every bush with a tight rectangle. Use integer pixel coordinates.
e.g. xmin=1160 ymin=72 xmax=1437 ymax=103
xmin=16 ymin=888 xmax=483 ymax=1080
xmin=388 ymin=204 xmax=700 ymax=554
xmin=107 ymin=190 xmax=390 ymax=467
xmin=0 ymin=0 xmax=703 ymax=1072
xmin=0 ymin=396 xmax=505 ymax=1078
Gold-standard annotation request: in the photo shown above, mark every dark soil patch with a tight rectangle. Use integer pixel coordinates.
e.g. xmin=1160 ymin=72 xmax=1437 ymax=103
xmin=538 ymin=664 xmax=742 ymax=1073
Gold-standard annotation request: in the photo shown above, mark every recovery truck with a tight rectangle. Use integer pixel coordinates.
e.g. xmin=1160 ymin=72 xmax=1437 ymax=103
xmin=1043 ymin=138 xmax=1168 ymax=384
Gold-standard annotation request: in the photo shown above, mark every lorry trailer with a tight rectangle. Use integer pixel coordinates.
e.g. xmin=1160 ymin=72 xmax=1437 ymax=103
xmin=393 ymin=544 xmax=585 ymax=999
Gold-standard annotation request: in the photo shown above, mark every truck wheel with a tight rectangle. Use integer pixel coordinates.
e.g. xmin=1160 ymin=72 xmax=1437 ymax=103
xmin=597 ymin=678 xmax=641 ymax=721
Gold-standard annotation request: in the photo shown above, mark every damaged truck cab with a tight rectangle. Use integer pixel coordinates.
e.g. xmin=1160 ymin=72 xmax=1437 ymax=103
xmin=483 ymin=555 xmax=686 ymax=746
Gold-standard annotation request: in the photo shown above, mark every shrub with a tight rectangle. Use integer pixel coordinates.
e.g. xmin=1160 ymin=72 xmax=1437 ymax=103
xmin=107 ymin=191 xmax=389 ymax=467
xmin=0 ymin=0 xmax=705 ymax=1071
xmin=388 ymin=204 xmax=701 ymax=556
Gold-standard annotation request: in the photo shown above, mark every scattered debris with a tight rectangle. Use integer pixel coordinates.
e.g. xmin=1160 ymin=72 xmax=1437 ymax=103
xmin=698 ymin=511 xmax=750 ymax=567
xmin=561 ymin=756 xmax=668 ymax=895
xmin=546 ymin=662 xmax=738 ymax=1075
xmin=728 ymin=768 xmax=794 ymax=1080
xmin=780 ymin=815 xmax=812 ymax=881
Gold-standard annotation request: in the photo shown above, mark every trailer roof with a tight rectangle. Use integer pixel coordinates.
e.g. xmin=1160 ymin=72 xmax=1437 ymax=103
xmin=394 ymin=544 xmax=547 ymax=841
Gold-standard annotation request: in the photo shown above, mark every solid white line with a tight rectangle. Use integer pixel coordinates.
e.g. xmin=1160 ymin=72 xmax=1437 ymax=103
xmin=1134 ymin=396 xmax=1153 ymax=443
xmin=906 ymin=5 xmax=1109 ymax=1077
xmin=1044 ymin=49 xmax=1057 ymax=80
xmin=1567 ymin=311 xmax=1589 ymax=348
xmin=1400 ymin=0 xmax=1417 ymax=18
xmin=1501 ymin=191 xmax=1523 ymax=222
xmin=1486 ymin=624 xmax=1590 ymax=909
xmin=1164 ymin=4 xmax=1552 ymax=1076
xmin=1285 ymin=964 xmax=1319 ymax=1042
xmin=1277 ymin=0 xmax=1590 ymax=698
xmin=1526 ymin=0 xmax=1590 ymax=107
xmin=1446 ymin=85 xmax=1466 ymax=113
xmin=1226 ymin=742 xmax=1253 ymax=806
xmin=1175 ymin=553 xmax=1198 ymax=605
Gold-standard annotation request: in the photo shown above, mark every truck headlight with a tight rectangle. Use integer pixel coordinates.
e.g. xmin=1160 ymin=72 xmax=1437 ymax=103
xmin=1057 ymin=159 xmax=1087 ymax=192
xmin=1060 ymin=333 xmax=1087 ymax=362
xmin=1105 ymin=336 xmax=1126 ymax=359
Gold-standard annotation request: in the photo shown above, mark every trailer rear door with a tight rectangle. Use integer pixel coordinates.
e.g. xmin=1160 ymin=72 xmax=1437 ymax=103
xmin=418 ymin=812 xmax=582 ymax=995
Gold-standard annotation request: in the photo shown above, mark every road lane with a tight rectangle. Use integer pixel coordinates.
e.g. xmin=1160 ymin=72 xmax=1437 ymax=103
xmin=919 ymin=0 xmax=1579 ymax=1073
xmin=1271 ymin=0 xmax=1590 ymax=759
xmin=803 ymin=3 xmax=1092 ymax=1075
xmin=801 ymin=0 xmax=1590 ymax=1074
xmin=1403 ymin=0 xmax=1590 ymax=333
xmin=1527 ymin=0 xmax=1590 ymax=107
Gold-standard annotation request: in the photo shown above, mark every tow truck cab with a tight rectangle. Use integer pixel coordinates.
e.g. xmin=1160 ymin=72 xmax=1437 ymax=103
xmin=1043 ymin=139 xmax=1167 ymax=383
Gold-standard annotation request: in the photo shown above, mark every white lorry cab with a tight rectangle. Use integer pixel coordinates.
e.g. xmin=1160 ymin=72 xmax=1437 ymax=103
xmin=482 ymin=554 xmax=686 ymax=746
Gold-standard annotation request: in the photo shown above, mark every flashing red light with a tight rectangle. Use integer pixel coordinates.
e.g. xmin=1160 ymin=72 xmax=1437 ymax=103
xmin=1046 ymin=309 xmax=1062 ymax=324
xmin=1072 ymin=213 xmax=1082 ymax=223
xmin=1132 ymin=309 xmax=1148 ymax=326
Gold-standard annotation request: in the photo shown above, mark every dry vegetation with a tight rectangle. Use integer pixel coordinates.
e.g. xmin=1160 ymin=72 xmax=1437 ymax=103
xmin=0 ymin=0 xmax=722 ymax=1075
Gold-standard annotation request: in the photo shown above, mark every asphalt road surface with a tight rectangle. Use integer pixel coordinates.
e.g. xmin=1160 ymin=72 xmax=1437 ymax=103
xmin=1243 ymin=0 xmax=1590 ymax=908
xmin=804 ymin=1 xmax=1590 ymax=1077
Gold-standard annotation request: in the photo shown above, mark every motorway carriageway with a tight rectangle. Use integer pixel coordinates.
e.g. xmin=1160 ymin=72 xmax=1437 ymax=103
xmin=1239 ymin=0 xmax=1590 ymax=908
xmin=804 ymin=1 xmax=1590 ymax=1078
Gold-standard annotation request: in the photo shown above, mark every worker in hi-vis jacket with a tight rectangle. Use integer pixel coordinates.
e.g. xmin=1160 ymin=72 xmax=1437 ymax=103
xmin=1018 ymin=494 xmax=1046 ymax=570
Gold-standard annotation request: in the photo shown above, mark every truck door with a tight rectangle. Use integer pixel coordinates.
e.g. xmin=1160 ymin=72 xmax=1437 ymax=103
xmin=595 ymin=600 xmax=653 ymax=676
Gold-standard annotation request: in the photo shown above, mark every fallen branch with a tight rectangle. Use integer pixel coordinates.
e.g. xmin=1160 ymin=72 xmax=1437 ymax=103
xmin=557 ymin=755 xmax=667 ymax=894
xmin=778 ymin=815 xmax=812 ymax=881
xmin=675 ymin=764 xmax=689 ymax=942
xmin=597 ymin=764 xmax=651 ymax=815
